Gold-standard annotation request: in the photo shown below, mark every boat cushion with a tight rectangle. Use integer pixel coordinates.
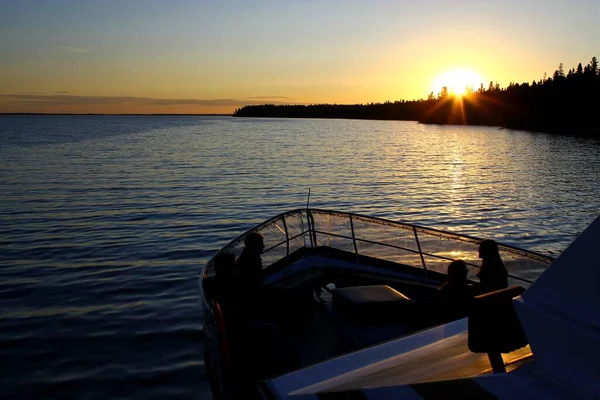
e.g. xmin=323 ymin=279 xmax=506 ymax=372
xmin=468 ymin=285 xmax=528 ymax=354
xmin=332 ymin=285 xmax=415 ymax=323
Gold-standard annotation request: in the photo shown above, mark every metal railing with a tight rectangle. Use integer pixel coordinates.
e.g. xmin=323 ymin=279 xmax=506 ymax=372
xmin=203 ymin=208 xmax=554 ymax=286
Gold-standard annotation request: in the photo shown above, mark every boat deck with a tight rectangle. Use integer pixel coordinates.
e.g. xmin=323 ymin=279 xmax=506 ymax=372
xmin=265 ymin=317 xmax=533 ymax=397
xmin=247 ymin=253 xmax=467 ymax=379
xmin=293 ymin=330 xmax=532 ymax=394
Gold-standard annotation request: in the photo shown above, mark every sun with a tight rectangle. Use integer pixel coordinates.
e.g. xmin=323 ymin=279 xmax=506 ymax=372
xmin=432 ymin=68 xmax=484 ymax=97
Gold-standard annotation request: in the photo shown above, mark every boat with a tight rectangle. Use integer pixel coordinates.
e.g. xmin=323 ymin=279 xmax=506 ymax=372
xmin=200 ymin=208 xmax=600 ymax=399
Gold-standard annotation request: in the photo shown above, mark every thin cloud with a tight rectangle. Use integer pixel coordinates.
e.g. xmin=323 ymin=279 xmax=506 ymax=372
xmin=245 ymin=96 xmax=297 ymax=100
xmin=60 ymin=46 xmax=90 ymax=53
xmin=0 ymin=93 xmax=298 ymax=108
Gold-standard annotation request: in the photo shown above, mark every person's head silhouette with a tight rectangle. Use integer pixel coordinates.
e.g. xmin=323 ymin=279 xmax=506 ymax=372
xmin=244 ymin=232 xmax=265 ymax=256
xmin=479 ymin=239 xmax=501 ymax=261
xmin=447 ymin=259 xmax=468 ymax=283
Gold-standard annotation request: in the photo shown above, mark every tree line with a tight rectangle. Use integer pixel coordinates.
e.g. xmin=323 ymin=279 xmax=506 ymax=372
xmin=233 ymin=56 xmax=599 ymax=136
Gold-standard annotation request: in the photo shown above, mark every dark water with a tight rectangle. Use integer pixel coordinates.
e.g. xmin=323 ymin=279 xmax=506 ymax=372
xmin=1 ymin=115 xmax=599 ymax=399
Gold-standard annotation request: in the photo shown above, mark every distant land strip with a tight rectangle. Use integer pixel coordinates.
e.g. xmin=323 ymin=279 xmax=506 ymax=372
xmin=234 ymin=56 xmax=600 ymax=137
xmin=0 ymin=113 xmax=232 ymax=116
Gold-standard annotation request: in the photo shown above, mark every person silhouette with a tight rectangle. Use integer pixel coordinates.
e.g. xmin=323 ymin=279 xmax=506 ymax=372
xmin=438 ymin=259 xmax=474 ymax=319
xmin=209 ymin=252 xmax=239 ymax=310
xmin=477 ymin=239 xmax=508 ymax=292
xmin=214 ymin=252 xmax=237 ymax=283
xmin=236 ymin=232 xmax=265 ymax=288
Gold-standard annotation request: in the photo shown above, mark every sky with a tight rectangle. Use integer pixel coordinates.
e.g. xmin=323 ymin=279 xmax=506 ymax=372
xmin=1 ymin=0 xmax=599 ymax=114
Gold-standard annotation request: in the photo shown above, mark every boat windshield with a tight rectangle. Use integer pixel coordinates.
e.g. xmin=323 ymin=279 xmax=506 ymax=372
xmin=204 ymin=209 xmax=553 ymax=286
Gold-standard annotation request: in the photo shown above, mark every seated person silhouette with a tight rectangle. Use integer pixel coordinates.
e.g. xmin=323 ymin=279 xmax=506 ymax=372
xmin=236 ymin=231 xmax=293 ymax=316
xmin=477 ymin=239 xmax=508 ymax=293
xmin=236 ymin=232 xmax=265 ymax=288
xmin=438 ymin=259 xmax=474 ymax=320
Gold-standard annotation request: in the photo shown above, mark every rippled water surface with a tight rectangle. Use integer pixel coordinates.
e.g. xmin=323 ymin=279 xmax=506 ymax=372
xmin=1 ymin=115 xmax=599 ymax=399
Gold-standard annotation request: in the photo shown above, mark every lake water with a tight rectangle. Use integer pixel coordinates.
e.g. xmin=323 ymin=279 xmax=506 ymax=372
xmin=1 ymin=115 xmax=599 ymax=399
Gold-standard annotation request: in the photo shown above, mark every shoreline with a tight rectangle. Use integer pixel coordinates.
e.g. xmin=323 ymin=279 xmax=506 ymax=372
xmin=0 ymin=113 xmax=233 ymax=116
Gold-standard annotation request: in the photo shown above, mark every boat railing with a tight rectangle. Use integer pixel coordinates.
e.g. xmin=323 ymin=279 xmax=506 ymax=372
xmin=203 ymin=208 xmax=553 ymax=287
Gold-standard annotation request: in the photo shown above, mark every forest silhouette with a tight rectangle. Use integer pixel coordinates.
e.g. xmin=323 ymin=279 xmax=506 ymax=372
xmin=234 ymin=57 xmax=599 ymax=136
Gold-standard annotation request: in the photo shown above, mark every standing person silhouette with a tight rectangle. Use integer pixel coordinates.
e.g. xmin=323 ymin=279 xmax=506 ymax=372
xmin=477 ymin=239 xmax=508 ymax=293
xmin=210 ymin=252 xmax=238 ymax=306
xmin=236 ymin=232 xmax=265 ymax=288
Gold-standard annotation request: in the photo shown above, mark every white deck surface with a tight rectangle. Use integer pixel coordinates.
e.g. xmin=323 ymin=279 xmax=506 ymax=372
xmin=292 ymin=332 xmax=531 ymax=394
xmin=267 ymin=318 xmax=531 ymax=396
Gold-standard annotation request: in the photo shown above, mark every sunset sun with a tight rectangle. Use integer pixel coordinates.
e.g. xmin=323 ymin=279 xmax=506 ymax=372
xmin=432 ymin=68 xmax=484 ymax=96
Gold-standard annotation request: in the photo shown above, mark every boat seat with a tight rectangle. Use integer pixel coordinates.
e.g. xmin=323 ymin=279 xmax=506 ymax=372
xmin=468 ymin=285 xmax=528 ymax=373
xmin=332 ymin=285 xmax=415 ymax=323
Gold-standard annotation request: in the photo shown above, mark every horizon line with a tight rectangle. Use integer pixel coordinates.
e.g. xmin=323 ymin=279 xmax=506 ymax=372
xmin=0 ymin=113 xmax=234 ymax=116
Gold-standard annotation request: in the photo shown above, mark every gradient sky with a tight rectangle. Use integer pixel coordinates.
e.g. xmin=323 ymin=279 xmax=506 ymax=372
xmin=1 ymin=0 xmax=599 ymax=114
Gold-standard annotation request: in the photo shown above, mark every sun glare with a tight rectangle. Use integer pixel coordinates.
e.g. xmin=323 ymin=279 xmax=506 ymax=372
xmin=432 ymin=68 xmax=484 ymax=97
